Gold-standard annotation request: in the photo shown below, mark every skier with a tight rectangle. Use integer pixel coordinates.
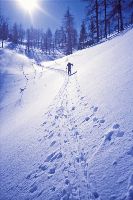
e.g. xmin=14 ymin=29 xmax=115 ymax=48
xmin=66 ymin=62 xmax=73 ymax=76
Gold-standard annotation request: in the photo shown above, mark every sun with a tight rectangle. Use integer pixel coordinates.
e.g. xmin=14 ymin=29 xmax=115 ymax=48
xmin=18 ymin=0 xmax=39 ymax=13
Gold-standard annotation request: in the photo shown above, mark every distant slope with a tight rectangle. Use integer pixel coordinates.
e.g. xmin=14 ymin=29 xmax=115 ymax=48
xmin=0 ymin=28 xmax=133 ymax=200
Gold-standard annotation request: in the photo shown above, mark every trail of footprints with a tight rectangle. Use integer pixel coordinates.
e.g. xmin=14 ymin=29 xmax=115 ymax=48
xmin=24 ymin=76 xmax=132 ymax=200
xmin=25 ymin=79 xmax=106 ymax=199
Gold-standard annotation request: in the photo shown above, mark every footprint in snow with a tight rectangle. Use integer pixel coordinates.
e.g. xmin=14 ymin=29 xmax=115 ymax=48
xmin=52 ymin=122 xmax=56 ymax=126
xmin=74 ymin=131 xmax=79 ymax=137
xmin=50 ymin=141 xmax=56 ymax=147
xmin=80 ymin=96 xmax=85 ymax=100
xmin=93 ymin=117 xmax=98 ymax=122
xmin=113 ymin=161 xmax=117 ymax=166
xmin=41 ymin=121 xmax=47 ymax=126
xmin=29 ymin=185 xmax=37 ymax=193
xmin=48 ymin=113 xmax=52 ymax=117
xmin=48 ymin=132 xmax=54 ymax=139
xmin=127 ymin=146 xmax=133 ymax=157
xmin=55 ymin=115 xmax=59 ymax=120
xmin=20 ymin=88 xmax=25 ymax=93
xmin=93 ymin=106 xmax=98 ymax=112
xmin=82 ymin=116 xmax=90 ymax=124
xmin=26 ymin=170 xmax=38 ymax=180
xmin=49 ymin=167 xmax=56 ymax=174
xmin=50 ymin=186 xmax=56 ymax=191
xmin=85 ymin=116 xmax=90 ymax=121
xmin=105 ymin=130 xmax=115 ymax=141
xmin=45 ymin=152 xmax=56 ymax=162
xmin=93 ymin=191 xmax=99 ymax=199
xmin=37 ymin=189 xmax=44 ymax=198
xmin=113 ymin=124 xmax=120 ymax=129
xmin=65 ymin=179 xmax=70 ymax=185
xmin=56 ymin=106 xmax=64 ymax=116
xmin=71 ymin=106 xmax=75 ymax=111
xmin=104 ymin=124 xmax=124 ymax=142
xmin=39 ymin=164 xmax=48 ymax=171
xmin=116 ymin=131 xmax=124 ymax=137
xmin=51 ymin=152 xmax=62 ymax=162
xmin=93 ymin=117 xmax=105 ymax=127
xmin=100 ymin=119 xmax=105 ymax=123
xmin=45 ymin=152 xmax=63 ymax=162
xmin=61 ymin=189 xmax=67 ymax=197
xmin=112 ymin=123 xmax=124 ymax=137
xmin=91 ymin=106 xmax=98 ymax=112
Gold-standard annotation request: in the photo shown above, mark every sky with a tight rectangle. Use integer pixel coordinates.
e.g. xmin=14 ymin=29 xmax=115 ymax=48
xmin=0 ymin=0 xmax=88 ymax=32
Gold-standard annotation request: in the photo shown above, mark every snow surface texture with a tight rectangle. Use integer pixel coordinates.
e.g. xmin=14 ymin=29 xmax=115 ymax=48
xmin=0 ymin=28 xmax=133 ymax=200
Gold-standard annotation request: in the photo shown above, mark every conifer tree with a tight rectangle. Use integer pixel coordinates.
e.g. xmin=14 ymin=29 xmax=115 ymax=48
xmin=46 ymin=28 xmax=52 ymax=55
xmin=12 ymin=23 xmax=19 ymax=44
xmin=63 ymin=8 xmax=75 ymax=55
xmin=79 ymin=21 xmax=87 ymax=49
xmin=0 ymin=16 xmax=8 ymax=48
xmin=83 ymin=0 xmax=100 ymax=42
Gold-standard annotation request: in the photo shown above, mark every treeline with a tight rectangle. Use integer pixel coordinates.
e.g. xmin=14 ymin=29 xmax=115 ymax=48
xmin=79 ymin=0 xmax=133 ymax=49
xmin=0 ymin=0 xmax=133 ymax=55
xmin=0 ymin=8 xmax=77 ymax=55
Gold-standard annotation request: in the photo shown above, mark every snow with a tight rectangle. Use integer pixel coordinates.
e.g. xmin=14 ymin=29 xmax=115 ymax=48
xmin=126 ymin=174 xmax=133 ymax=200
xmin=6 ymin=42 xmax=65 ymax=63
xmin=0 ymin=28 xmax=133 ymax=200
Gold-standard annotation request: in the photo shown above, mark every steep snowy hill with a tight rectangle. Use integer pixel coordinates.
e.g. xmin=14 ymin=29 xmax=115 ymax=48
xmin=0 ymin=28 xmax=133 ymax=200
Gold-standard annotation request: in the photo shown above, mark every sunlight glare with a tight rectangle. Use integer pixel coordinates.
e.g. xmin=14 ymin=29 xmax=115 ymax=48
xmin=18 ymin=0 xmax=39 ymax=13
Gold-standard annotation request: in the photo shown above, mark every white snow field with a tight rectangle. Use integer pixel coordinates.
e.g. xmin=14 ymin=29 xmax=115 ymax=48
xmin=0 ymin=28 xmax=133 ymax=200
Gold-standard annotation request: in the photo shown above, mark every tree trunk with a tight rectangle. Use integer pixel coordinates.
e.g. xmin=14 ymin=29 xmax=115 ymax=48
xmin=118 ymin=0 xmax=124 ymax=31
xmin=104 ymin=0 xmax=107 ymax=38
xmin=2 ymin=40 xmax=4 ymax=48
xmin=96 ymin=0 xmax=99 ymax=42
xmin=108 ymin=20 xmax=110 ymax=36
xmin=117 ymin=13 xmax=120 ymax=33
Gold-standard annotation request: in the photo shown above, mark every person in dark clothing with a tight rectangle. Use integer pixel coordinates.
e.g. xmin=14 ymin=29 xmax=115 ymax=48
xmin=67 ymin=62 xmax=73 ymax=76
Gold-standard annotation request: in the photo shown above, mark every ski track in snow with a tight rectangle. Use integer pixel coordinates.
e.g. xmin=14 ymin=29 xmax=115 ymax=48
xmin=7 ymin=64 xmax=129 ymax=200
xmin=8 ymin=66 xmax=107 ymax=200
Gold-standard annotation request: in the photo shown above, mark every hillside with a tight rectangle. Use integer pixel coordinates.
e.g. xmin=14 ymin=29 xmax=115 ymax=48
xmin=0 ymin=28 xmax=133 ymax=200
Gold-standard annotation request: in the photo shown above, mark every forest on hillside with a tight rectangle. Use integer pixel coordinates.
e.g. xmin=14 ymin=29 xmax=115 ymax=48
xmin=0 ymin=0 xmax=133 ymax=55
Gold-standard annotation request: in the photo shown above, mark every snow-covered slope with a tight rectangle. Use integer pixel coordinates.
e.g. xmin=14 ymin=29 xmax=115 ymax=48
xmin=0 ymin=28 xmax=133 ymax=200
